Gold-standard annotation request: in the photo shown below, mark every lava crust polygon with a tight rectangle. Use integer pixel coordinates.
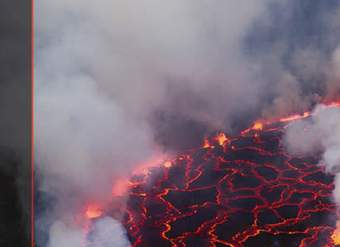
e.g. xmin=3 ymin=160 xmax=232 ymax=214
xmin=122 ymin=122 xmax=337 ymax=247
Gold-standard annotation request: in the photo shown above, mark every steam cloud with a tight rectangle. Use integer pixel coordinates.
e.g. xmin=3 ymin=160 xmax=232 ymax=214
xmin=35 ymin=0 xmax=340 ymax=246
xmin=284 ymin=104 xmax=340 ymax=215
xmin=48 ymin=217 xmax=130 ymax=247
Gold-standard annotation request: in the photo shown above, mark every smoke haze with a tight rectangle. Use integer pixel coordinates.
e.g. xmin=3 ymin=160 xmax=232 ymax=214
xmin=35 ymin=0 xmax=340 ymax=246
xmin=284 ymin=104 xmax=340 ymax=220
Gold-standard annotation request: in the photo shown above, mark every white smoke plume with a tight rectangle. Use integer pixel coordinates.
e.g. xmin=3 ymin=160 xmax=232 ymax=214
xmin=35 ymin=0 xmax=272 ymax=246
xmin=35 ymin=0 xmax=340 ymax=246
xmin=86 ymin=217 xmax=131 ymax=247
xmin=285 ymin=104 xmax=340 ymax=206
xmin=48 ymin=217 xmax=130 ymax=247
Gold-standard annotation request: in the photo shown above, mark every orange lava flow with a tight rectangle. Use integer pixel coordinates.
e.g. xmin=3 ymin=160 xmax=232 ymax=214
xmin=241 ymin=101 xmax=340 ymax=136
xmin=203 ymin=138 xmax=212 ymax=148
xmin=241 ymin=122 xmax=264 ymax=135
xmin=252 ymin=122 xmax=264 ymax=130
xmin=332 ymin=222 xmax=340 ymax=246
xmin=215 ymin=132 xmax=229 ymax=146
xmin=279 ymin=112 xmax=311 ymax=123
xmin=332 ymin=231 xmax=340 ymax=246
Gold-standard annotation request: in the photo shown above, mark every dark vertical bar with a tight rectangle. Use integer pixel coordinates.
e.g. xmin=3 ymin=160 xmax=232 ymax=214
xmin=0 ymin=0 xmax=32 ymax=246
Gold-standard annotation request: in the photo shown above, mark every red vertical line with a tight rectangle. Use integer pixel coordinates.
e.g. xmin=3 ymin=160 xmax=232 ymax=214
xmin=31 ymin=0 xmax=35 ymax=245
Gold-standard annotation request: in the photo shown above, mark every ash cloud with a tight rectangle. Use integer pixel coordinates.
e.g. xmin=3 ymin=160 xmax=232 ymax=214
xmin=36 ymin=0 xmax=340 ymax=246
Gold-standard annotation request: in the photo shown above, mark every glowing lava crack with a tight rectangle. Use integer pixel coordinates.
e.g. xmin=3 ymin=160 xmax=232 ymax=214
xmin=82 ymin=103 xmax=340 ymax=246
xmin=116 ymin=117 xmax=340 ymax=247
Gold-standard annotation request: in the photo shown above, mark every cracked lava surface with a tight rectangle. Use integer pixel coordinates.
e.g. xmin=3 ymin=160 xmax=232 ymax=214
xmin=118 ymin=119 xmax=338 ymax=247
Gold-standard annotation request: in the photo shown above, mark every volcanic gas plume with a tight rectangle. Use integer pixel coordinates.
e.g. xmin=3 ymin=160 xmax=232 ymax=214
xmin=75 ymin=102 xmax=340 ymax=247
xmin=35 ymin=1 xmax=340 ymax=246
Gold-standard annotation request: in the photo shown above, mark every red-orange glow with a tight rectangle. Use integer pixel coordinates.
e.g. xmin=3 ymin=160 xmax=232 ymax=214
xmin=111 ymin=155 xmax=169 ymax=197
xmin=279 ymin=112 xmax=310 ymax=123
xmin=242 ymin=122 xmax=264 ymax=135
xmin=112 ymin=178 xmax=130 ymax=196
xmin=163 ymin=161 xmax=172 ymax=168
xmin=122 ymin=117 xmax=338 ymax=246
xmin=132 ymin=155 xmax=166 ymax=176
xmin=253 ymin=122 xmax=264 ymax=130
xmin=241 ymin=102 xmax=340 ymax=136
xmin=327 ymin=101 xmax=340 ymax=108
xmin=332 ymin=222 xmax=340 ymax=246
xmin=321 ymin=99 xmax=340 ymax=108
xmin=215 ymin=132 xmax=228 ymax=146
xmin=85 ymin=204 xmax=103 ymax=219
xmin=203 ymin=138 xmax=211 ymax=148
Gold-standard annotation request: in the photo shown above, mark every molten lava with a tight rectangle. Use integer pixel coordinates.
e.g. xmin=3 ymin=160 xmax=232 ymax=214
xmin=332 ymin=222 xmax=340 ymax=246
xmin=81 ymin=102 xmax=340 ymax=246
xmin=279 ymin=112 xmax=310 ymax=123
xmin=252 ymin=122 xmax=264 ymax=131
xmin=203 ymin=138 xmax=212 ymax=149
xmin=164 ymin=161 xmax=173 ymax=168
xmin=118 ymin=106 xmax=340 ymax=247
xmin=332 ymin=232 xmax=340 ymax=245
xmin=241 ymin=122 xmax=264 ymax=135
xmin=215 ymin=133 xmax=229 ymax=146
xmin=85 ymin=204 xmax=103 ymax=219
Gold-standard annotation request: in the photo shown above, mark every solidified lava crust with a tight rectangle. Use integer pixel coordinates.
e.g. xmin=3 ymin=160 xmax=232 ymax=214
xmin=121 ymin=122 xmax=337 ymax=247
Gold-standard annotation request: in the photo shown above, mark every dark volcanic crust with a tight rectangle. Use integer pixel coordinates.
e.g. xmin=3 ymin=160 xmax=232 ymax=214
xmin=122 ymin=123 xmax=336 ymax=247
